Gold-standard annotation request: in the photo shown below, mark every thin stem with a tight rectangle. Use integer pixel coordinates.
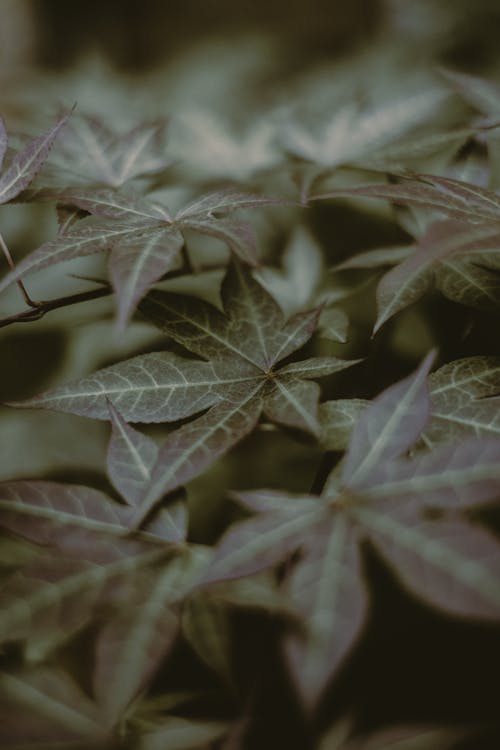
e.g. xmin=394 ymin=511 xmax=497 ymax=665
xmin=0 ymin=285 xmax=112 ymax=329
xmin=0 ymin=230 xmax=40 ymax=308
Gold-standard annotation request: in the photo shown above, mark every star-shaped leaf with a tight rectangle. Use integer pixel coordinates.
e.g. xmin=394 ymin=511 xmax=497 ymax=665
xmin=0 ymin=188 xmax=284 ymax=327
xmin=0 ymin=110 xmax=71 ymax=205
xmin=199 ymin=354 xmax=500 ymax=708
xmin=313 ymin=173 xmax=500 ymax=224
xmin=20 ymin=113 xmax=172 ymax=196
xmin=10 ymin=263 xmax=357 ymax=524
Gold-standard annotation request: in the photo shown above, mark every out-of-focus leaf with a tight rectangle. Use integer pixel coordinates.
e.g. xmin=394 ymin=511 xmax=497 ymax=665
xmin=92 ymin=551 xmax=205 ymax=722
xmin=0 ymin=110 xmax=71 ymax=205
xmin=22 ymin=114 xmax=172 ymax=195
xmin=139 ymin=716 xmax=229 ymax=750
xmin=0 ymin=668 xmax=106 ymax=747
xmin=256 ymin=226 xmax=324 ymax=315
xmin=182 ymin=591 xmax=233 ymax=686
xmin=333 ymin=245 xmax=412 ymax=272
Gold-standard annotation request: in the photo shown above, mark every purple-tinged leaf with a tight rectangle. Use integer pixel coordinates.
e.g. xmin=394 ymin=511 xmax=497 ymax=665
xmin=358 ymin=505 xmax=500 ymax=620
xmin=341 ymin=352 xmax=435 ymax=488
xmin=312 ymin=173 xmax=500 ymax=223
xmin=0 ymin=116 xmax=7 ymax=171
xmin=371 ymin=220 xmax=500 ymax=333
xmin=285 ymin=514 xmax=367 ymax=709
xmin=0 ymin=547 xmax=167 ymax=646
xmin=175 ymin=188 xmax=285 ymax=220
xmin=200 ymin=505 xmax=323 ymax=586
xmin=59 ymin=186 xmax=172 ymax=221
xmin=424 ymin=356 xmax=500 ymax=444
xmin=363 ymin=438 xmax=500 ymax=509
xmin=141 ymin=262 xmax=324 ymax=370
xmin=110 ymin=228 xmax=184 ymax=329
xmin=93 ymin=566 xmax=179 ymax=721
xmin=0 ymin=110 xmax=71 ymax=204
xmin=10 ymin=351 xmax=231 ymax=422
xmin=132 ymin=388 xmax=263 ymax=528
xmin=106 ymin=402 xmax=158 ymax=506
xmin=0 ymin=480 xmax=133 ymax=548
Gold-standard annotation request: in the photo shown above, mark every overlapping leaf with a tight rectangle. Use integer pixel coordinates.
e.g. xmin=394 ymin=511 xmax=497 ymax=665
xmin=199 ymin=354 xmax=500 ymax=707
xmin=11 ymin=263 xmax=357 ymax=523
xmin=313 ymin=172 xmax=500 ymax=224
xmin=0 ymin=187 xmax=284 ymax=327
xmin=367 ymin=220 xmax=500 ymax=332
xmin=20 ymin=113 xmax=172 ymax=196
xmin=0 ymin=110 xmax=71 ymax=205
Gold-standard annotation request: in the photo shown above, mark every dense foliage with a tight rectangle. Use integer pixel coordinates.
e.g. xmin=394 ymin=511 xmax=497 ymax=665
xmin=1 ymin=36 xmax=500 ymax=749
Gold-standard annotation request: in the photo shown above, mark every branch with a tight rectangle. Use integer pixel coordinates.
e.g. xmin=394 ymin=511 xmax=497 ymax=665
xmin=0 ymin=285 xmax=112 ymax=329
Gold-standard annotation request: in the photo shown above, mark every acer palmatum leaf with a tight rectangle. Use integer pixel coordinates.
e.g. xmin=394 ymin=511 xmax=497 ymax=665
xmin=0 ymin=117 xmax=7 ymax=171
xmin=372 ymin=220 xmax=500 ymax=332
xmin=341 ymin=351 xmax=435 ymax=489
xmin=0 ymin=109 xmax=72 ymax=205
xmin=199 ymin=359 xmax=500 ymax=708
xmin=312 ymin=173 xmax=500 ymax=224
xmin=106 ymin=400 xmax=158 ymax=506
xmin=0 ymin=187 xmax=283 ymax=326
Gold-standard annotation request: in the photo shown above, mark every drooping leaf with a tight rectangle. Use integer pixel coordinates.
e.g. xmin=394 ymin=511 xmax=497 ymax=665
xmin=372 ymin=220 xmax=500 ymax=332
xmin=0 ymin=110 xmax=71 ymax=205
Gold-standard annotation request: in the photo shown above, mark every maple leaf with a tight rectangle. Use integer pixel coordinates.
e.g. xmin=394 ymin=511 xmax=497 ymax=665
xmin=312 ymin=172 xmax=500 ymax=224
xmin=354 ymin=220 xmax=500 ymax=333
xmin=0 ymin=667 xmax=108 ymax=747
xmin=11 ymin=263 xmax=358 ymax=524
xmin=198 ymin=353 xmax=500 ymax=708
xmin=0 ymin=110 xmax=71 ymax=205
xmin=0 ymin=187 xmax=285 ymax=327
xmin=18 ymin=112 xmax=172 ymax=197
